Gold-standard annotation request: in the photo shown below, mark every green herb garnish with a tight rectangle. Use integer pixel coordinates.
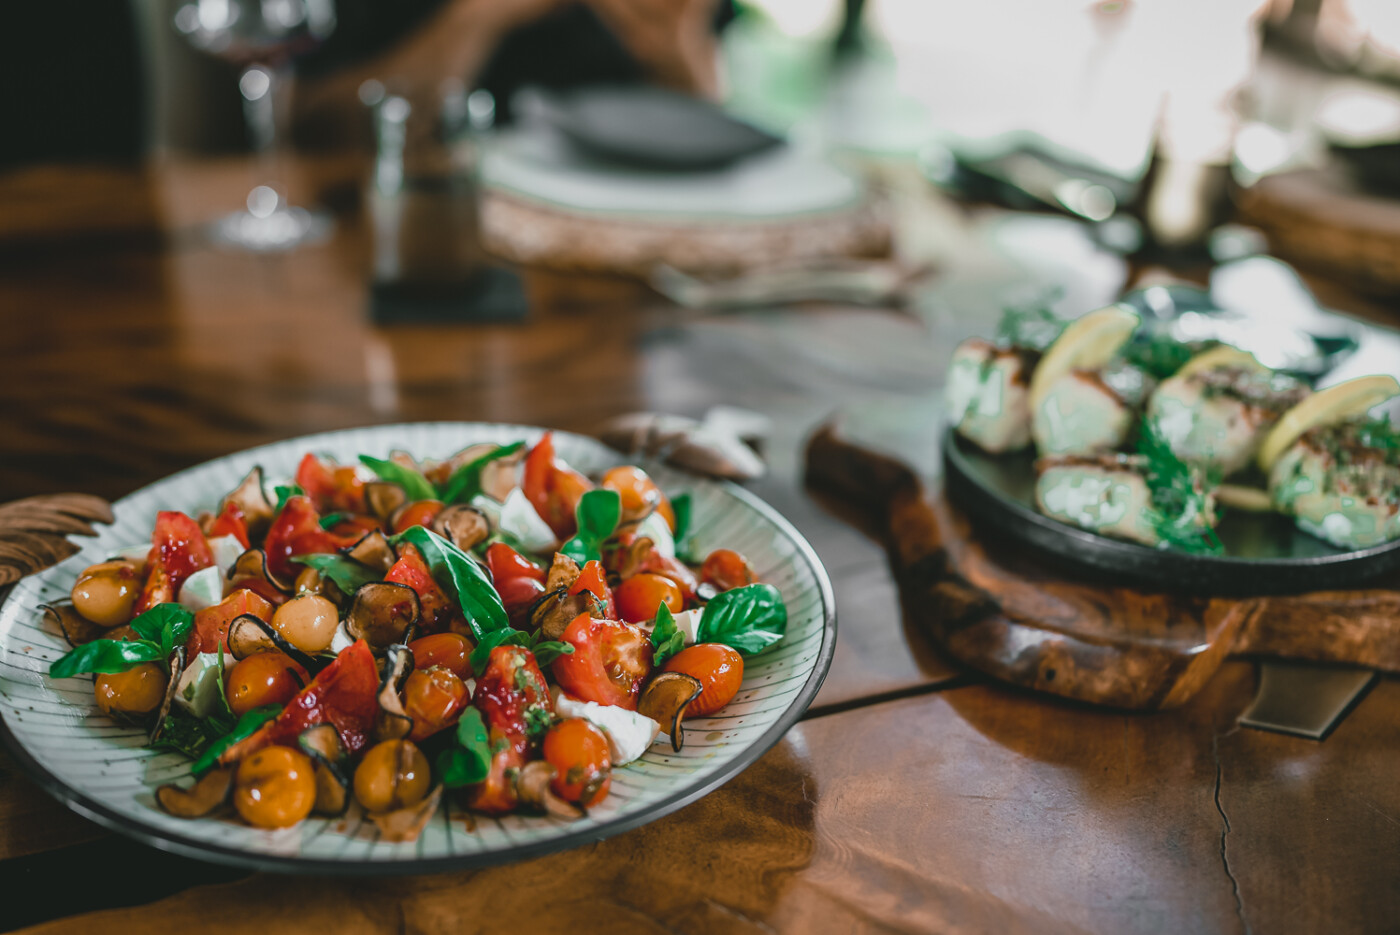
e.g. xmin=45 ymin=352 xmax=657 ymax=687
xmin=1123 ymin=334 xmax=1202 ymax=380
xmin=289 ymin=552 xmax=382 ymax=595
xmin=559 ymin=489 xmax=622 ymax=565
xmin=318 ymin=512 xmax=350 ymax=530
xmin=391 ymin=525 xmax=508 ymax=642
xmin=697 ymin=583 xmax=788 ymax=655
xmin=437 ymin=708 xmax=493 ymax=787
xmin=467 ymin=626 xmax=573 ymax=677
xmin=50 ymin=604 xmax=193 ymax=679
xmin=1136 ymin=420 xmax=1224 ymax=555
xmin=359 ymin=455 xmax=437 ymax=502
xmin=190 ymin=703 xmax=282 ymax=776
xmin=996 ymin=297 xmax=1066 ymax=352
xmin=439 ymin=442 xmax=526 ymax=505
xmin=273 ymin=484 xmax=304 ymax=514
xmin=650 ymin=603 xmax=685 ymax=666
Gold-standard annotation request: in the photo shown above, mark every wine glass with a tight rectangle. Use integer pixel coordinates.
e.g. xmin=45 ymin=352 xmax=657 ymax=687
xmin=174 ymin=0 xmax=337 ymax=251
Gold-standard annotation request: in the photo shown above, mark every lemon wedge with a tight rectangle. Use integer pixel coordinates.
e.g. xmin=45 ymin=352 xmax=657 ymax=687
xmin=1174 ymin=345 xmax=1264 ymax=379
xmin=1028 ymin=304 xmax=1140 ymax=411
xmin=1256 ymin=374 xmax=1400 ymax=472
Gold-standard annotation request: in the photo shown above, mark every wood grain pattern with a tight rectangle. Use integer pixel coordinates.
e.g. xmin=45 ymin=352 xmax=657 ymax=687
xmin=16 ymin=663 xmax=1396 ymax=935
xmin=805 ymin=422 xmax=1400 ymax=710
xmin=0 ymin=495 xmax=113 ymax=585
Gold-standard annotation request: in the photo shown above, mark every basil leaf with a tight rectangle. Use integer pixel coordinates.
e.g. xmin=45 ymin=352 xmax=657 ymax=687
xmin=670 ymin=493 xmax=692 ymax=546
xmin=559 ymin=489 xmax=622 ymax=565
xmin=273 ymin=484 xmax=304 ymax=514
xmin=359 ymin=455 xmax=436 ymax=502
xmin=439 ymin=441 xmax=525 ymax=505
xmin=468 ymin=627 xmax=530 ymax=677
xmin=437 ymin=708 xmax=493 ymax=787
xmin=697 ymin=583 xmax=787 ymax=655
xmin=49 ymin=638 xmax=164 ymax=679
xmin=650 ymin=603 xmax=685 ymax=666
xmin=392 ymin=526 xmax=508 ymax=641
xmin=290 ymin=553 xmax=382 ymax=595
xmin=151 ymin=708 xmax=230 ymax=760
xmin=529 ymin=640 xmax=574 ymax=668
xmin=191 ymin=704 xmax=282 ymax=776
xmin=129 ymin=603 xmax=194 ymax=653
xmin=318 ymin=512 xmax=350 ymax=530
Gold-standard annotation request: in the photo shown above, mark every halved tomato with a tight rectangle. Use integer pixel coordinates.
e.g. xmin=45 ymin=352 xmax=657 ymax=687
xmin=523 ymin=432 xmax=593 ymax=539
xmin=134 ymin=511 xmax=215 ymax=614
xmin=551 ymin=613 xmax=652 ymax=710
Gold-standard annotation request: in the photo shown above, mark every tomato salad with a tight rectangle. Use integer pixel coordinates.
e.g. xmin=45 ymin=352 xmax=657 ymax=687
xmin=44 ymin=434 xmax=785 ymax=840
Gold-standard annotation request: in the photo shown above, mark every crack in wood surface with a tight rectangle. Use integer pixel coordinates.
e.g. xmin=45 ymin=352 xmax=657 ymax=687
xmin=1212 ymin=728 xmax=1250 ymax=935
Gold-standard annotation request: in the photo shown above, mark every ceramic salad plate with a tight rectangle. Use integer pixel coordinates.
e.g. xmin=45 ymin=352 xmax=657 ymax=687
xmin=0 ymin=423 xmax=835 ymax=873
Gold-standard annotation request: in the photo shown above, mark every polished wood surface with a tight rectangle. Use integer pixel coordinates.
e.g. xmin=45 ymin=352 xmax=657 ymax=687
xmin=1 ymin=155 xmax=1397 ymax=934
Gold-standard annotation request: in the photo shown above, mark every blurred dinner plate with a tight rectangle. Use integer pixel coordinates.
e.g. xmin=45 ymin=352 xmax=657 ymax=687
xmin=529 ymin=85 xmax=783 ymax=170
xmin=0 ymin=423 xmax=835 ymax=874
xmin=944 ymin=429 xmax=1400 ymax=595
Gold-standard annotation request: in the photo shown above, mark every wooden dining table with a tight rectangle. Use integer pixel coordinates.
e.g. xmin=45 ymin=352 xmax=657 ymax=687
xmin=1 ymin=152 xmax=1397 ymax=935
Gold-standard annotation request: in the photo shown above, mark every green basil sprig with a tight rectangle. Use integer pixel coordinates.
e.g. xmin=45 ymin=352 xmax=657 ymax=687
xmin=273 ymin=484 xmax=304 ymax=514
xmin=697 ymin=583 xmax=787 ymax=655
xmin=151 ymin=708 xmax=232 ymax=760
xmin=190 ymin=703 xmax=282 ymax=776
xmin=359 ymin=455 xmax=437 ymax=502
xmin=650 ymin=603 xmax=685 ymax=666
xmin=290 ymin=552 xmax=382 ymax=595
xmin=392 ymin=526 xmax=508 ymax=641
xmin=439 ymin=442 xmax=525 ymax=505
xmin=437 ymin=708 xmax=492 ymax=788
xmin=467 ymin=627 xmax=573 ymax=677
xmin=669 ymin=492 xmax=694 ymax=561
xmin=318 ymin=511 xmax=350 ymax=530
xmin=559 ymin=489 xmax=621 ymax=565
xmin=50 ymin=604 xmax=193 ymax=679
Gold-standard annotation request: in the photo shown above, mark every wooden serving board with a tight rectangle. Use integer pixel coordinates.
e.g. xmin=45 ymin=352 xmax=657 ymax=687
xmin=805 ymin=423 xmax=1400 ymax=711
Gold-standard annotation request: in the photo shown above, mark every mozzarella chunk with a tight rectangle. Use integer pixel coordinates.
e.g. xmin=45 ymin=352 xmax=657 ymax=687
xmin=551 ymin=688 xmax=660 ymax=764
xmin=207 ymin=535 xmax=247 ymax=576
xmin=472 ymin=488 xmax=557 ymax=554
xmin=177 ymin=566 xmax=224 ymax=613
xmin=669 ymin=608 xmax=702 ymax=646
xmin=174 ymin=652 xmax=225 ymax=718
xmin=636 ymin=512 xmax=675 ymax=558
xmin=329 ymin=620 xmax=356 ymax=654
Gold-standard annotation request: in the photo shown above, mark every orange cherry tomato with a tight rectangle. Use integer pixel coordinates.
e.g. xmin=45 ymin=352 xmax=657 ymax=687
xmin=408 ymin=632 xmax=474 ymax=681
xmin=225 ymin=651 xmax=309 ymax=717
xmin=391 ymin=499 xmax=445 ymax=535
xmin=600 ymin=466 xmax=674 ymax=528
xmin=403 ymin=666 xmax=471 ymax=742
xmin=662 ymin=644 xmax=744 ymax=717
xmin=543 ymin=717 xmax=611 ymax=807
xmin=700 ymin=549 xmax=757 ymax=592
xmin=614 ymin=573 xmax=683 ymax=624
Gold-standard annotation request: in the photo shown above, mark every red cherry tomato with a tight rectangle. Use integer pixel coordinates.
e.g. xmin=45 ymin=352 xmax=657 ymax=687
xmin=207 ymin=502 xmax=251 ymax=549
xmin=391 ymin=499 xmax=445 ymax=535
xmin=485 ymin=542 xmax=546 ymax=584
xmin=568 ymin=560 xmax=616 ymax=619
xmin=186 ymin=589 xmax=274 ymax=656
xmin=295 ymin=453 xmax=369 ymax=514
xmin=403 ymin=666 xmax=471 ymax=742
xmin=135 ymin=511 xmax=215 ymax=614
xmin=385 ymin=542 xmax=459 ymax=633
xmin=551 ymin=613 xmax=652 ymax=710
xmin=496 ymin=576 xmax=547 ymax=620
xmin=225 ymin=651 xmax=309 ymax=717
xmin=614 ymin=573 xmax=683 ymax=624
xmin=523 ymin=432 xmax=594 ymax=539
xmin=543 ymin=718 xmax=611 ymax=806
xmin=263 ymin=496 xmax=358 ymax=582
xmin=663 ymin=644 xmax=744 ymax=717
xmin=700 ymin=549 xmax=757 ymax=593
xmin=408 ymin=632 xmax=474 ymax=681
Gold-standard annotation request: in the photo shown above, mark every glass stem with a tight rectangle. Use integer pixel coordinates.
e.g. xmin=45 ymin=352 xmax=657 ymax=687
xmin=239 ymin=63 xmax=286 ymax=206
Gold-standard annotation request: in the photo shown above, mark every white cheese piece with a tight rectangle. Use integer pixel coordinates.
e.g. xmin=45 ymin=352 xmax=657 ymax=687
xmin=207 ymin=535 xmax=247 ymax=577
xmin=669 ymin=608 xmax=703 ymax=646
xmin=177 ymin=566 xmax=224 ymax=613
xmin=473 ymin=488 xmax=557 ymax=554
xmin=174 ymin=652 xmax=225 ymax=718
xmin=108 ymin=543 xmax=150 ymax=563
xmin=635 ymin=512 xmax=675 ymax=558
xmin=329 ymin=620 xmax=356 ymax=654
xmin=551 ymin=687 xmax=660 ymax=765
